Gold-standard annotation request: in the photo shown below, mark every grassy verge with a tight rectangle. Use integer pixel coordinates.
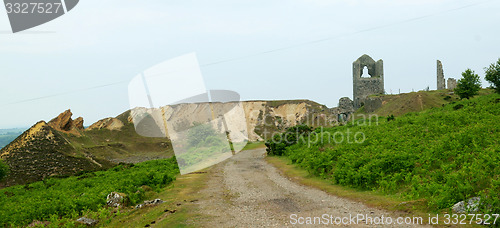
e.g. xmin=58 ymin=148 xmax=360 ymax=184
xmin=105 ymin=170 xmax=209 ymax=228
xmin=241 ymin=141 xmax=266 ymax=151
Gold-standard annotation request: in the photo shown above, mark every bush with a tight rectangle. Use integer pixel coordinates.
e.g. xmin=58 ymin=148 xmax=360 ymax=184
xmin=455 ymin=69 xmax=481 ymax=99
xmin=485 ymin=58 xmax=500 ymax=93
xmin=265 ymin=125 xmax=312 ymax=156
xmin=0 ymin=159 xmax=8 ymax=181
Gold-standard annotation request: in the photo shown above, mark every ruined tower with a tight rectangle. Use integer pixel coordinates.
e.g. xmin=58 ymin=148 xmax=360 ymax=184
xmin=447 ymin=78 xmax=457 ymax=90
xmin=437 ymin=60 xmax=446 ymax=90
xmin=353 ymin=54 xmax=384 ymax=109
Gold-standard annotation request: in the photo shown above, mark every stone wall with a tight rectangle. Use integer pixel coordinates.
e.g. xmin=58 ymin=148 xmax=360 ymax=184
xmin=447 ymin=78 xmax=457 ymax=90
xmin=437 ymin=60 xmax=446 ymax=90
xmin=353 ymin=54 xmax=384 ymax=109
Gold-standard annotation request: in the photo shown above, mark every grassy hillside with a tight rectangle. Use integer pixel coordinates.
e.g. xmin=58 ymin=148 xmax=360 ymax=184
xmin=0 ymin=157 xmax=179 ymax=227
xmin=357 ymin=89 xmax=494 ymax=117
xmin=66 ymin=123 xmax=173 ymax=164
xmin=268 ymin=92 xmax=500 ymax=213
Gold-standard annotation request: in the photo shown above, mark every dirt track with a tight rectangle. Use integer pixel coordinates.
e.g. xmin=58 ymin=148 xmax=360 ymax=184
xmin=193 ymin=148 xmax=427 ymax=227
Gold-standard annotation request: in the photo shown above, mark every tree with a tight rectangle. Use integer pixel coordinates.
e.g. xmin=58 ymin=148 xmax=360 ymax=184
xmin=455 ymin=69 xmax=481 ymax=99
xmin=485 ymin=58 xmax=500 ymax=93
xmin=0 ymin=159 xmax=9 ymax=181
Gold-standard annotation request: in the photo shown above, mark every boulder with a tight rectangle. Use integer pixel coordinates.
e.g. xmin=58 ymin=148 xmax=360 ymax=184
xmin=452 ymin=197 xmax=481 ymax=213
xmin=135 ymin=198 xmax=164 ymax=209
xmin=76 ymin=217 xmax=98 ymax=226
xmin=106 ymin=192 xmax=129 ymax=208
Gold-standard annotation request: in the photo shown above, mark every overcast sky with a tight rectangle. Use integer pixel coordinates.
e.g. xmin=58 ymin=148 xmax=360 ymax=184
xmin=0 ymin=0 xmax=499 ymax=128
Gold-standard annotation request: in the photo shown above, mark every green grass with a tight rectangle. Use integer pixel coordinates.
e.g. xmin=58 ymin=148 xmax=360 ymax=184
xmin=241 ymin=141 xmax=265 ymax=150
xmin=0 ymin=157 xmax=179 ymax=227
xmin=269 ymin=92 xmax=500 ymax=214
xmin=358 ymin=89 xmax=495 ymax=118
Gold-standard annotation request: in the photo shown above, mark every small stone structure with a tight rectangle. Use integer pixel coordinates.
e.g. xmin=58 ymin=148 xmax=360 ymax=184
xmin=437 ymin=60 xmax=446 ymax=90
xmin=336 ymin=97 xmax=354 ymax=122
xmin=447 ymin=78 xmax=457 ymax=90
xmin=353 ymin=54 xmax=384 ymax=109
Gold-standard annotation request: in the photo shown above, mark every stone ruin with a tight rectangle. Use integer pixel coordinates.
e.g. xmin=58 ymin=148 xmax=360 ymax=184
xmin=352 ymin=54 xmax=384 ymax=109
xmin=447 ymin=78 xmax=457 ymax=90
xmin=437 ymin=60 xmax=445 ymax=90
xmin=436 ymin=60 xmax=457 ymax=91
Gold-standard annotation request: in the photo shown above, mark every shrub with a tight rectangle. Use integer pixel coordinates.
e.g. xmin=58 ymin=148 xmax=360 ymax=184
xmin=455 ymin=69 xmax=481 ymax=99
xmin=265 ymin=125 xmax=312 ymax=156
xmin=485 ymin=58 xmax=500 ymax=93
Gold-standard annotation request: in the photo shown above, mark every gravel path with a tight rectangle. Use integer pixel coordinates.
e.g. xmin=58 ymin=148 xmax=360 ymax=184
xmin=195 ymin=148 xmax=428 ymax=227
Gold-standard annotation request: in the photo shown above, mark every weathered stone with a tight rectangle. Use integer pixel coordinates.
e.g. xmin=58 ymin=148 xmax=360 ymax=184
xmin=48 ymin=110 xmax=73 ymax=131
xmin=337 ymin=97 xmax=354 ymax=122
xmin=86 ymin=118 xmax=124 ymax=131
xmin=447 ymin=78 xmax=457 ymax=91
xmin=437 ymin=60 xmax=446 ymax=90
xmin=135 ymin=198 xmax=164 ymax=209
xmin=73 ymin=117 xmax=84 ymax=130
xmin=363 ymin=97 xmax=383 ymax=113
xmin=353 ymin=54 xmax=384 ymax=109
xmin=452 ymin=197 xmax=481 ymax=213
xmin=106 ymin=192 xmax=129 ymax=208
xmin=76 ymin=217 xmax=98 ymax=226
xmin=47 ymin=109 xmax=84 ymax=135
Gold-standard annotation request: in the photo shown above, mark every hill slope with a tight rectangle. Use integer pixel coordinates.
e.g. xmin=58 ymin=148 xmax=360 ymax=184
xmin=269 ymin=92 xmax=500 ymax=213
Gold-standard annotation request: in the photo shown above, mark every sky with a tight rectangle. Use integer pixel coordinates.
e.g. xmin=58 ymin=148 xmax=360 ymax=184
xmin=0 ymin=0 xmax=499 ymax=129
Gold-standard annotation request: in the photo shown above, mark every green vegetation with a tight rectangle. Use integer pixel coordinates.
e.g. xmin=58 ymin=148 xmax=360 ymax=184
xmin=485 ymin=58 xmax=500 ymax=93
xmin=265 ymin=125 xmax=312 ymax=156
xmin=0 ymin=157 xmax=179 ymax=227
xmin=266 ymin=93 xmax=500 ymax=214
xmin=455 ymin=69 xmax=481 ymax=99
xmin=0 ymin=159 xmax=8 ymax=181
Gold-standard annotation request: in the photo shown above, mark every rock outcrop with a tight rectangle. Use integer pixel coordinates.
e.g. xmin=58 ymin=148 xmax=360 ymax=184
xmin=135 ymin=199 xmax=164 ymax=209
xmin=0 ymin=121 xmax=110 ymax=186
xmin=452 ymin=197 xmax=481 ymax=213
xmin=76 ymin=217 xmax=98 ymax=226
xmin=129 ymin=100 xmax=338 ymax=142
xmin=47 ymin=109 xmax=84 ymax=135
xmin=86 ymin=118 xmax=124 ymax=131
xmin=106 ymin=192 xmax=129 ymax=208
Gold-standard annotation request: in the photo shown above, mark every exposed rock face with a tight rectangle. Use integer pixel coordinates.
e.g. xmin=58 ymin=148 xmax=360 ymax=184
xmin=129 ymin=100 xmax=338 ymax=142
xmin=86 ymin=118 xmax=124 ymax=131
xmin=447 ymin=78 xmax=457 ymax=90
xmin=76 ymin=217 xmax=98 ymax=226
xmin=106 ymin=192 xmax=129 ymax=208
xmin=437 ymin=60 xmax=446 ymax=90
xmin=135 ymin=198 xmax=164 ymax=209
xmin=0 ymin=121 xmax=108 ymax=186
xmin=353 ymin=54 xmax=384 ymax=109
xmin=47 ymin=109 xmax=84 ymax=135
xmin=452 ymin=197 xmax=481 ymax=213
xmin=73 ymin=117 xmax=84 ymax=130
